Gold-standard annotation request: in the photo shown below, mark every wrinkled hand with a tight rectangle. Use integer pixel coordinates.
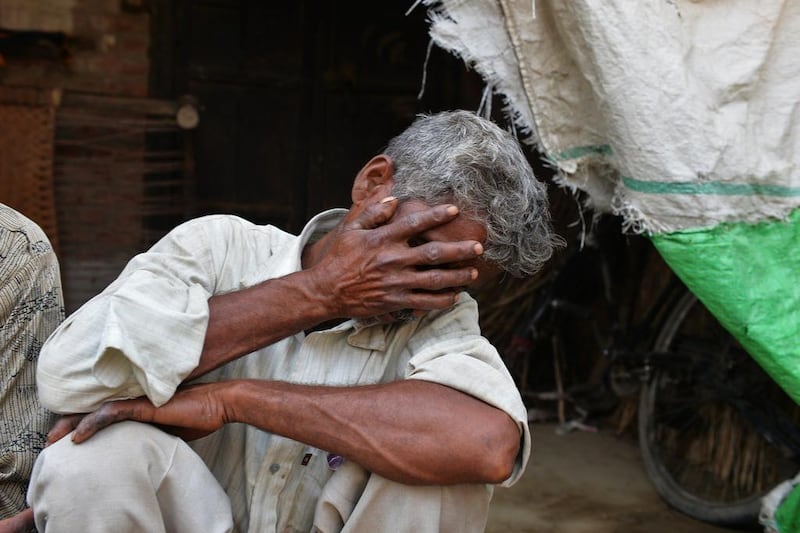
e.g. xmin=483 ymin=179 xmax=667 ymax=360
xmin=310 ymin=196 xmax=483 ymax=319
xmin=71 ymin=382 xmax=232 ymax=444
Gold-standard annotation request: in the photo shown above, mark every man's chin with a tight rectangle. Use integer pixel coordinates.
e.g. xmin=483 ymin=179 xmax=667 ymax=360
xmin=389 ymin=309 xmax=416 ymax=323
xmin=359 ymin=309 xmax=419 ymax=327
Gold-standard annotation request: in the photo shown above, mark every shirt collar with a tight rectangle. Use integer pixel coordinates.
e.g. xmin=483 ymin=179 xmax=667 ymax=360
xmin=314 ymin=319 xmax=390 ymax=351
xmin=291 ymin=208 xmax=349 ymax=269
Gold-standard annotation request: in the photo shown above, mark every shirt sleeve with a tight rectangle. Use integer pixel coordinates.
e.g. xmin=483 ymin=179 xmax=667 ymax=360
xmin=403 ymin=294 xmax=531 ymax=487
xmin=37 ymin=217 xmax=227 ymax=413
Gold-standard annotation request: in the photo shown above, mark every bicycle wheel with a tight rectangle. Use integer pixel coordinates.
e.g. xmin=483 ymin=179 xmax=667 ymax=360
xmin=638 ymin=289 xmax=800 ymax=526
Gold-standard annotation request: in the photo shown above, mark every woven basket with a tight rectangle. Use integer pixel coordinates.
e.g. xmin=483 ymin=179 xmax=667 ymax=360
xmin=0 ymin=86 xmax=61 ymax=252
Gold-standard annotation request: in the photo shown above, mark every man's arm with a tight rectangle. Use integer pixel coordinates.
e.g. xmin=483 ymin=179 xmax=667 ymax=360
xmin=37 ymin=197 xmax=482 ymax=411
xmin=188 ymin=198 xmax=482 ymax=379
xmin=71 ymin=378 xmax=520 ymax=486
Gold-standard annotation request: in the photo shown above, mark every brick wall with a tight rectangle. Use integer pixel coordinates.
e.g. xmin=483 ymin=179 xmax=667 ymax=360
xmin=0 ymin=0 xmax=150 ymax=96
xmin=1 ymin=1 xmax=162 ymax=311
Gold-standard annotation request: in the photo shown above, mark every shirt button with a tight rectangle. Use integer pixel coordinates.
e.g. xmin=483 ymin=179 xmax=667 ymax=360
xmin=269 ymin=463 xmax=280 ymax=474
xmin=327 ymin=453 xmax=344 ymax=470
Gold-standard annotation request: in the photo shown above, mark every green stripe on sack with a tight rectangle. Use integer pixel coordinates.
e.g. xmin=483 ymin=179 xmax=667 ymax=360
xmin=546 ymin=146 xmax=800 ymax=197
xmin=623 ymin=176 xmax=800 ymax=197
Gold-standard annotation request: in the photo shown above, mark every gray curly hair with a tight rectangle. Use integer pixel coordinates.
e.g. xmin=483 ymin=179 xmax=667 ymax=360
xmin=384 ymin=110 xmax=561 ymax=277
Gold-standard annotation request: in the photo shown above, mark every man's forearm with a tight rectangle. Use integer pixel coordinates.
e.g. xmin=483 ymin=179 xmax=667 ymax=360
xmin=188 ymin=271 xmax=330 ymax=379
xmin=227 ymin=378 xmax=520 ymax=485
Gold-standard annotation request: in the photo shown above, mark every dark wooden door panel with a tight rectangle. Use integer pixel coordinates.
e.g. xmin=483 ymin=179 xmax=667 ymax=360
xmin=189 ymin=81 xmax=302 ymax=228
xmin=154 ymin=0 xmax=480 ymax=233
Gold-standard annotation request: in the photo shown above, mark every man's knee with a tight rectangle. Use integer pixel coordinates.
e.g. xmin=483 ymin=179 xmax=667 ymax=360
xmin=32 ymin=421 xmax=179 ymax=488
xmin=28 ymin=421 xmax=233 ymax=533
xmin=28 ymin=420 xmax=182 ymax=519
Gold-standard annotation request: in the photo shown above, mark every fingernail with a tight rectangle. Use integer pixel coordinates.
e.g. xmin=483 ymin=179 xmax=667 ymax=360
xmin=470 ymin=268 xmax=478 ymax=279
xmin=474 ymin=243 xmax=484 ymax=254
xmin=380 ymin=196 xmax=397 ymax=203
xmin=446 ymin=205 xmax=459 ymax=215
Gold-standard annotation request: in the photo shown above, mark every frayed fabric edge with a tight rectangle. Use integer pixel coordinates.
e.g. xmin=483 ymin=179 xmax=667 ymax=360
xmin=759 ymin=473 xmax=800 ymax=533
xmin=421 ymin=1 xmax=541 ymax=148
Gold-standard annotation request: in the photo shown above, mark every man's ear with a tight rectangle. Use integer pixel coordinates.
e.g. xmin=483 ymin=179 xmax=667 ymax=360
xmin=351 ymin=155 xmax=394 ymax=205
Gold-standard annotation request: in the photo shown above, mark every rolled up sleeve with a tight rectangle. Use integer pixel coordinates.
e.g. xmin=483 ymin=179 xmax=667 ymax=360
xmin=37 ymin=219 xmax=219 ymax=413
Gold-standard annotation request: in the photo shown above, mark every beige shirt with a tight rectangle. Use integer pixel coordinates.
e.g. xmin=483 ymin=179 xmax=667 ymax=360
xmin=37 ymin=210 xmax=531 ymax=532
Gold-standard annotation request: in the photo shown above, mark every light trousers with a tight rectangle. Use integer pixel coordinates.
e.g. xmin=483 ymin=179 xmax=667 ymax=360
xmin=28 ymin=421 xmax=234 ymax=533
xmin=28 ymin=420 xmax=493 ymax=532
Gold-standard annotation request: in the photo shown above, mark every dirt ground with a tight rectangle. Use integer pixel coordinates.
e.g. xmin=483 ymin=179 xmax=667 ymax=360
xmin=485 ymin=422 xmax=746 ymax=533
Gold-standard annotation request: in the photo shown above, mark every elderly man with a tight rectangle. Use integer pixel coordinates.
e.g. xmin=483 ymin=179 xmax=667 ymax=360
xmin=25 ymin=110 xmax=558 ymax=532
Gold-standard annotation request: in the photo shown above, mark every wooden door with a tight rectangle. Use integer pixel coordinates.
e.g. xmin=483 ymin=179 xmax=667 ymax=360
xmin=151 ymin=0 xmax=481 ymax=233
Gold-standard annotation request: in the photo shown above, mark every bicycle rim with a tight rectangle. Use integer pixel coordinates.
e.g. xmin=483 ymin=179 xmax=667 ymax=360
xmin=638 ymin=290 xmax=800 ymax=526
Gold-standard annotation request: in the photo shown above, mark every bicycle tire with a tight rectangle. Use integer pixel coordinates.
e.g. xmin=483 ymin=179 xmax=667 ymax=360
xmin=638 ymin=289 xmax=800 ymax=527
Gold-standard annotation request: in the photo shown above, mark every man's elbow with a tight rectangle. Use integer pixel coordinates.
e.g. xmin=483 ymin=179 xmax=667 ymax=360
xmin=37 ymin=381 xmax=104 ymax=414
xmin=479 ymin=415 xmax=521 ymax=484
xmin=36 ymin=353 xmax=62 ymax=412
xmin=36 ymin=356 xmax=99 ymax=414
xmin=36 ymin=370 xmax=72 ymax=413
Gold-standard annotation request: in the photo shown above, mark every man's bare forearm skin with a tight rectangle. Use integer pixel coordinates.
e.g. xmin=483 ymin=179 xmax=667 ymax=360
xmin=73 ymin=378 xmax=520 ymax=485
xmin=228 ymin=379 xmax=519 ymax=485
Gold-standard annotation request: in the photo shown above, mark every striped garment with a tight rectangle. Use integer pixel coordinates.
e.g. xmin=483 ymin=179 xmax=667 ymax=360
xmin=0 ymin=203 xmax=62 ymax=518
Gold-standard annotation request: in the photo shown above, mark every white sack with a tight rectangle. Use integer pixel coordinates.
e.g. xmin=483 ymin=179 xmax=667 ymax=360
xmin=425 ymin=0 xmax=800 ymax=233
